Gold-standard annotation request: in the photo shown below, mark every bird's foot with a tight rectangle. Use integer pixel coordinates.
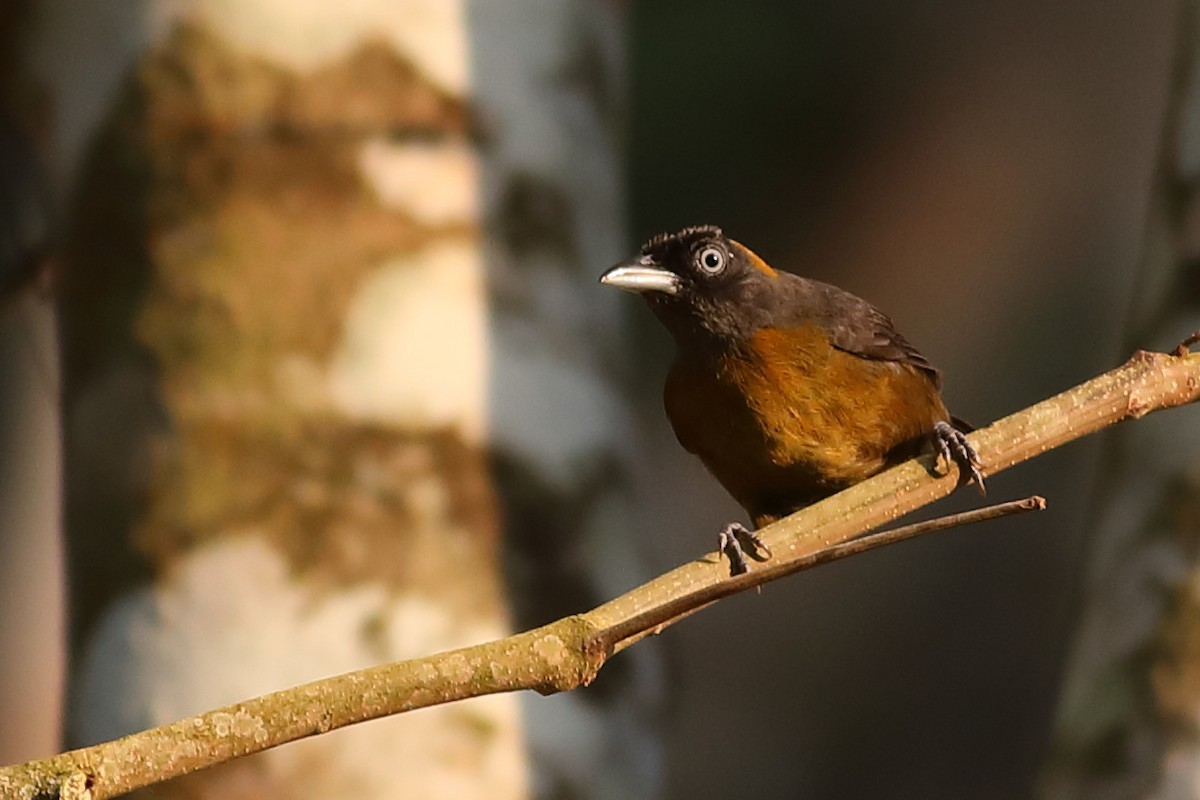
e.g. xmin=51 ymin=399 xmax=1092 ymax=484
xmin=933 ymin=420 xmax=986 ymax=495
xmin=717 ymin=522 xmax=773 ymax=576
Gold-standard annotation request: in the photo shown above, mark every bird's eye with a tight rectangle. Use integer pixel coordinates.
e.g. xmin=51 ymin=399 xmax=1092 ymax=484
xmin=697 ymin=246 xmax=726 ymax=274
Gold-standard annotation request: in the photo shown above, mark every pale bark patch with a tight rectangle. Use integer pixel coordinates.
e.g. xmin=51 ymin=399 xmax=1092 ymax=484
xmin=327 ymin=241 xmax=487 ymax=439
xmin=359 ymin=138 xmax=479 ymax=226
xmin=72 ymin=535 xmax=526 ymax=800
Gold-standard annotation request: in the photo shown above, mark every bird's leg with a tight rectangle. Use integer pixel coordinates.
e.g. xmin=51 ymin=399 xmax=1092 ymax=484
xmin=932 ymin=420 xmax=986 ymax=495
xmin=717 ymin=522 xmax=773 ymax=576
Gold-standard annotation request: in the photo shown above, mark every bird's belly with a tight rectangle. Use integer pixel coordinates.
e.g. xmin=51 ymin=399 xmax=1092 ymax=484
xmin=667 ymin=376 xmax=879 ymax=515
xmin=665 ymin=339 xmax=944 ymax=524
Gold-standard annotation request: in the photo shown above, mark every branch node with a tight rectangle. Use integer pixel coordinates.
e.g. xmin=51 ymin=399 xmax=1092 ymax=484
xmin=1174 ymin=329 xmax=1200 ymax=357
xmin=531 ymin=616 xmax=608 ymax=695
xmin=59 ymin=772 xmax=95 ymax=800
xmin=1130 ymin=348 xmax=1159 ymax=365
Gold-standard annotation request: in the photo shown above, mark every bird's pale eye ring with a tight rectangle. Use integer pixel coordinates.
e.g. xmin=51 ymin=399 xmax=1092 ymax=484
xmin=697 ymin=246 xmax=726 ymax=274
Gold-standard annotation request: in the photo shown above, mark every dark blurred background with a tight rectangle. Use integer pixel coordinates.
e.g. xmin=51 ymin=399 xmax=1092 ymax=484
xmin=624 ymin=1 xmax=1175 ymax=797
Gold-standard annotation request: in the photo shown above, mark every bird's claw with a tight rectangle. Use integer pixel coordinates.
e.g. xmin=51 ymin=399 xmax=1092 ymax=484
xmin=717 ymin=522 xmax=772 ymax=576
xmin=933 ymin=420 xmax=986 ymax=495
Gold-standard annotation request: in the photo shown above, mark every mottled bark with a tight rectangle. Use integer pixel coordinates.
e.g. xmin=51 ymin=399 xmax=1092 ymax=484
xmin=24 ymin=1 xmax=650 ymax=798
xmin=465 ymin=4 xmax=662 ymax=797
xmin=35 ymin=4 xmax=517 ymax=798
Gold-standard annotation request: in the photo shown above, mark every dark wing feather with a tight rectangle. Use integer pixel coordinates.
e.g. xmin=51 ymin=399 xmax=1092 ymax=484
xmin=771 ymin=274 xmax=942 ymax=388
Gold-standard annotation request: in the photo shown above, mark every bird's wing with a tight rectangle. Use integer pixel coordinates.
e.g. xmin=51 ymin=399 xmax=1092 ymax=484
xmin=776 ymin=274 xmax=943 ymax=387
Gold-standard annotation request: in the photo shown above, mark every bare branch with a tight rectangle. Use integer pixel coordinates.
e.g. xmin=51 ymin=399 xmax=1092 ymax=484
xmin=3 ymin=342 xmax=1198 ymax=800
xmin=594 ymin=495 xmax=1047 ymax=654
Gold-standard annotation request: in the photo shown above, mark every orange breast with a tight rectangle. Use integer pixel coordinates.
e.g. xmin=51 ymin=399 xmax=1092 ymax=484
xmin=664 ymin=324 xmax=948 ymax=525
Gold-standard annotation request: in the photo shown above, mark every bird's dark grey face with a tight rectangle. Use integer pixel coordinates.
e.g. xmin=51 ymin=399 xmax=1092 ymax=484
xmin=601 ymin=225 xmax=739 ymax=298
xmin=601 ymin=225 xmax=779 ymax=343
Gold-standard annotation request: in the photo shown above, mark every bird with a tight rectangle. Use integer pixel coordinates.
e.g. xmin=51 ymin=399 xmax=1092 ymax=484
xmin=600 ymin=225 xmax=983 ymax=575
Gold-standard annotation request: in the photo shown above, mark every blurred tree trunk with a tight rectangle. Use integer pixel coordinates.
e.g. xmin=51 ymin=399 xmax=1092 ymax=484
xmin=465 ymin=4 xmax=663 ymax=798
xmin=1042 ymin=4 xmax=1200 ymax=798
xmin=0 ymin=296 xmax=61 ymax=767
xmin=23 ymin=2 xmax=654 ymax=798
xmin=0 ymin=0 xmax=63 ymax=767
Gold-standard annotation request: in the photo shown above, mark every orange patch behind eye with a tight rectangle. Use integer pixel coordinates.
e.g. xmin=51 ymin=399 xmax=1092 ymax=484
xmin=730 ymin=240 xmax=778 ymax=278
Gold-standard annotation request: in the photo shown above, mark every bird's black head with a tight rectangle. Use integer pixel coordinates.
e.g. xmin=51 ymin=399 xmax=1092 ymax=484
xmin=601 ymin=225 xmax=782 ymax=345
